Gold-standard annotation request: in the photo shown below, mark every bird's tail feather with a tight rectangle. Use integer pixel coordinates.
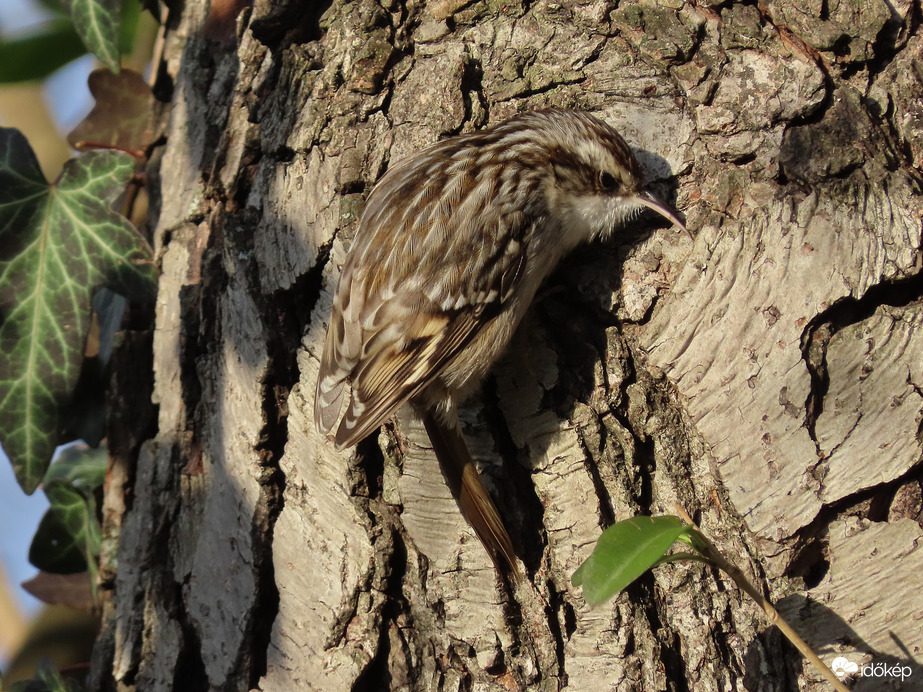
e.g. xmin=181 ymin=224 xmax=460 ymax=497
xmin=422 ymin=412 xmax=520 ymax=578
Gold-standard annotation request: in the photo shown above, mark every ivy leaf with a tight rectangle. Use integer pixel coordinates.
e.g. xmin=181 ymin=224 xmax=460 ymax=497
xmin=0 ymin=21 xmax=87 ymax=84
xmin=60 ymin=0 xmax=122 ymax=73
xmin=30 ymin=479 xmax=101 ymax=584
xmin=0 ymin=129 xmax=156 ymax=493
xmin=22 ymin=570 xmax=97 ymax=612
xmin=9 ymin=659 xmax=84 ymax=692
xmin=29 ymin=499 xmax=90 ymax=575
xmin=68 ymin=68 xmax=157 ymax=154
xmin=44 ymin=443 xmax=108 ymax=491
xmin=0 ymin=0 xmax=143 ymax=83
xmin=28 ymin=446 xmax=106 ymax=600
xmin=573 ymin=516 xmax=693 ymax=607
xmin=118 ymin=0 xmax=143 ymax=56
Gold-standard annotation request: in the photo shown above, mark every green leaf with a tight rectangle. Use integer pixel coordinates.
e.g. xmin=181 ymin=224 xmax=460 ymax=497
xmin=118 ymin=0 xmax=142 ymax=56
xmin=61 ymin=0 xmax=122 ymax=73
xmin=0 ymin=0 xmax=143 ymax=83
xmin=0 ymin=128 xmax=156 ymax=493
xmin=30 ymin=479 xmax=101 ymax=584
xmin=9 ymin=659 xmax=84 ymax=692
xmin=0 ymin=22 xmax=87 ymax=84
xmin=677 ymin=526 xmax=711 ymax=555
xmin=44 ymin=443 xmax=108 ymax=491
xmin=573 ymin=516 xmax=693 ymax=607
xmin=47 ymin=479 xmax=101 ymax=559
xmin=29 ymin=504 xmax=88 ymax=574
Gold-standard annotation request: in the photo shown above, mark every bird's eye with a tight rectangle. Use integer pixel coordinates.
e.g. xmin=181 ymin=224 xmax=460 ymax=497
xmin=599 ymin=171 xmax=619 ymax=191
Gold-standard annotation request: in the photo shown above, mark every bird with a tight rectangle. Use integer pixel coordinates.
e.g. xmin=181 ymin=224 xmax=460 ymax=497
xmin=315 ymin=108 xmax=686 ymax=576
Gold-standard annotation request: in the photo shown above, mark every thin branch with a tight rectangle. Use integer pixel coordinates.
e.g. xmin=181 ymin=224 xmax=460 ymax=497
xmin=148 ymin=4 xmax=171 ymax=88
xmin=674 ymin=505 xmax=850 ymax=692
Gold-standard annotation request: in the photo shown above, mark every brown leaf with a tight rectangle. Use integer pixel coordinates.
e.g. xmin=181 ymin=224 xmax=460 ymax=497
xmin=22 ymin=572 xmax=96 ymax=612
xmin=67 ymin=69 xmax=157 ymax=156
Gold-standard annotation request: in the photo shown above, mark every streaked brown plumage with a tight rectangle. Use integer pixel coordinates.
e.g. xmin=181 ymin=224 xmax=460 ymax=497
xmin=315 ymin=109 xmax=686 ymax=575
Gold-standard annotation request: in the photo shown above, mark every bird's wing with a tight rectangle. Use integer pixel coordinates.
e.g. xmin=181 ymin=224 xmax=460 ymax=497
xmin=314 ymin=194 xmax=531 ymax=449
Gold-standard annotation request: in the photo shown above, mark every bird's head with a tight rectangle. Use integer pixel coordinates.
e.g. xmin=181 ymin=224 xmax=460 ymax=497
xmin=521 ymin=110 xmax=688 ymax=245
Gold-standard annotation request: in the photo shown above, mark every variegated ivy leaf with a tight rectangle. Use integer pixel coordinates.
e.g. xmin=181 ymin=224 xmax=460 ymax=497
xmin=61 ymin=0 xmax=122 ymax=73
xmin=0 ymin=128 xmax=156 ymax=493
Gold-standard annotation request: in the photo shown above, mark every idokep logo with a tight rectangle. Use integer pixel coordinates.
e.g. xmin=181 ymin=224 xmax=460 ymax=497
xmin=831 ymin=657 xmax=859 ymax=677
xmin=831 ymin=656 xmax=913 ymax=681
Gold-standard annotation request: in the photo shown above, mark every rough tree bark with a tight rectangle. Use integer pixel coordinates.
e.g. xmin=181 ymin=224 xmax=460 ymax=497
xmin=90 ymin=1 xmax=923 ymax=690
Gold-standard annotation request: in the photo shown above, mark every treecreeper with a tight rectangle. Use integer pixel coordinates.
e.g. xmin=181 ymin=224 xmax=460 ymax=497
xmin=315 ymin=108 xmax=687 ymax=577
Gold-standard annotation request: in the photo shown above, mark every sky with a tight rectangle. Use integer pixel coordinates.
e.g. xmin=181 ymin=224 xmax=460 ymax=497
xmin=0 ymin=0 xmax=95 ymax=618
xmin=0 ymin=454 xmax=48 ymax=616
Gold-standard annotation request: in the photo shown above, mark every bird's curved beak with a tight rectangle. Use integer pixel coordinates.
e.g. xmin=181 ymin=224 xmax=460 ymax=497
xmin=635 ymin=188 xmax=690 ymax=240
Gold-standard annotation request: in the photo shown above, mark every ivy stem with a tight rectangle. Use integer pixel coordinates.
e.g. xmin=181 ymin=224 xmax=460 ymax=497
xmin=674 ymin=505 xmax=850 ymax=692
xmin=70 ymin=141 xmax=147 ymax=159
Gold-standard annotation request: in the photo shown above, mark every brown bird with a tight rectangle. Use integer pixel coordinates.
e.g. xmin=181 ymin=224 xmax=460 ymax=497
xmin=315 ymin=109 xmax=686 ymax=576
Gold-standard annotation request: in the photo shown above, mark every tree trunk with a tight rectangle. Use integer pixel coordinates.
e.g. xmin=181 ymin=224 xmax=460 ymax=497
xmin=91 ymin=1 xmax=923 ymax=690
